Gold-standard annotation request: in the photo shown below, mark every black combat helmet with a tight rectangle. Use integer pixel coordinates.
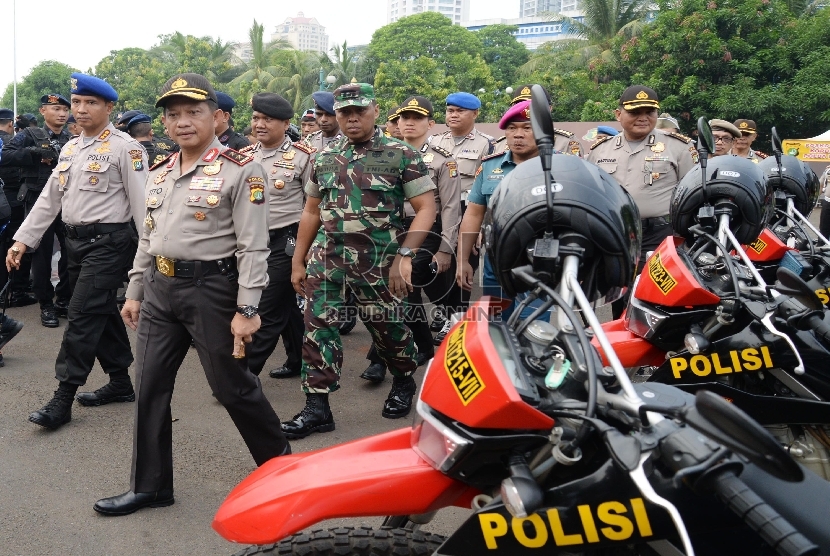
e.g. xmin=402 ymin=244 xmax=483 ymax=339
xmin=671 ymin=156 xmax=772 ymax=245
xmin=758 ymin=155 xmax=820 ymax=218
xmin=484 ymin=155 xmax=642 ymax=303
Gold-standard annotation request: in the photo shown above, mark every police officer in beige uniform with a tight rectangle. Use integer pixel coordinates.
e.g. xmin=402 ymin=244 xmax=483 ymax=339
xmin=7 ymin=73 xmax=147 ymax=429
xmin=587 ymin=85 xmax=698 ymax=317
xmin=94 ymin=73 xmax=290 ymax=516
xmin=492 ymin=85 xmax=583 ymax=158
xmin=243 ymin=93 xmax=312 ymax=379
xmin=731 ymin=119 xmax=769 ymax=163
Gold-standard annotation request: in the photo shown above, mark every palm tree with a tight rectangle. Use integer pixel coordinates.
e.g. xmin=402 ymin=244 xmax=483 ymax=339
xmin=272 ymin=50 xmax=322 ymax=112
xmin=229 ymin=19 xmax=291 ymax=92
xmin=553 ymin=0 xmax=650 ymax=45
xmin=326 ymin=41 xmax=361 ymax=87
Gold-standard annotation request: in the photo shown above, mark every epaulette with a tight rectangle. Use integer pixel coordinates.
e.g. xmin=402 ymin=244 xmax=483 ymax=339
xmin=430 ymin=144 xmax=453 ymax=159
xmin=479 ymin=131 xmax=495 ymax=141
xmin=590 ymin=135 xmax=614 ymax=150
xmin=292 ymin=141 xmax=315 ymax=155
xmin=150 ymin=152 xmax=175 ymax=170
xmin=667 ymin=131 xmax=692 ymax=144
xmin=755 ymin=151 xmax=769 ymax=159
xmin=481 ymin=152 xmax=503 ymax=162
xmin=493 ymin=135 xmax=507 ymax=144
xmin=554 ymin=128 xmax=574 ymax=138
xmin=239 ymin=143 xmax=257 ymax=154
xmin=220 ymin=148 xmax=253 ymax=166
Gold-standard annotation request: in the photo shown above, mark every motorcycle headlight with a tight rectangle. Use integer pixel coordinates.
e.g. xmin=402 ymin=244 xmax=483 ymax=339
xmin=411 ymin=400 xmax=472 ymax=472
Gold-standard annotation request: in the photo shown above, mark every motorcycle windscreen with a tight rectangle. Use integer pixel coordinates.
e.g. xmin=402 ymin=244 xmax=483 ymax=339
xmin=633 ymin=236 xmax=721 ymax=307
xmin=212 ymin=428 xmax=478 ymax=545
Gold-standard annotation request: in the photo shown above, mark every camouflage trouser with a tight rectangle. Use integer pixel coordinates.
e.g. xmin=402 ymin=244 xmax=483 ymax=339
xmin=301 ymin=238 xmax=417 ymax=394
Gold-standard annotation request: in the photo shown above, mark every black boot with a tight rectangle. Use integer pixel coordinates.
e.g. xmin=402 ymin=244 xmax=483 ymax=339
xmin=280 ymin=394 xmax=335 ymax=439
xmin=29 ymin=387 xmax=75 ymax=429
xmin=54 ymin=297 xmax=70 ymax=318
xmin=40 ymin=303 xmax=59 ymax=328
xmin=76 ymin=373 xmax=135 ymax=407
xmin=382 ymin=375 xmax=416 ymax=419
xmin=360 ymin=362 xmax=387 ymax=383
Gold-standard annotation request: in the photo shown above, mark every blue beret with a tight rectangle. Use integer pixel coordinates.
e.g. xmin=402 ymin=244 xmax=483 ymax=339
xmin=70 ymin=72 xmax=118 ymax=102
xmin=0 ymin=108 xmax=13 ymax=120
xmin=311 ymin=91 xmax=335 ymax=115
xmin=216 ymin=91 xmax=235 ymax=112
xmin=116 ymin=110 xmax=142 ymax=126
xmin=596 ymin=125 xmax=619 ymax=136
xmin=446 ymin=92 xmax=481 ymax=110
xmin=67 ymin=114 xmax=76 ymax=124
xmin=126 ymin=113 xmax=152 ymax=127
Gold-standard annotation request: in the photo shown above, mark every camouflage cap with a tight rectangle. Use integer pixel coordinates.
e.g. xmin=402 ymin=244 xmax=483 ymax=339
xmin=156 ymin=73 xmax=218 ymax=108
xmin=333 ymin=83 xmax=375 ymax=110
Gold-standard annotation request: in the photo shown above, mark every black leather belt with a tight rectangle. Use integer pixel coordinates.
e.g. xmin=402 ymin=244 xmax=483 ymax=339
xmin=64 ymin=222 xmax=129 ymax=239
xmin=154 ymin=256 xmax=236 ymax=278
xmin=641 ymin=216 xmax=671 ymax=228
xmin=269 ymin=223 xmax=299 ymax=242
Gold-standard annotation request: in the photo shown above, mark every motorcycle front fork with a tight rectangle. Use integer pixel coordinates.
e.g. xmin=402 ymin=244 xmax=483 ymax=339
xmin=382 ymin=510 xmax=438 ymax=531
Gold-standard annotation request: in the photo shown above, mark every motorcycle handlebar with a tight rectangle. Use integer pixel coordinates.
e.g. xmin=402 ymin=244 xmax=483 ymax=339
xmin=711 ymin=470 xmax=818 ymax=556
xmin=805 ymin=313 xmax=830 ymax=346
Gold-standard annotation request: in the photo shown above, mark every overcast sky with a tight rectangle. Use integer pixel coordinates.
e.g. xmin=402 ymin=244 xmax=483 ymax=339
xmin=0 ymin=1 xmax=511 ymax=98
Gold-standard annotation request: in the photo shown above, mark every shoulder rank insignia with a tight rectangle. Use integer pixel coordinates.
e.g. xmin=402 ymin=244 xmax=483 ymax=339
xmin=239 ymin=143 xmax=257 ymax=154
xmin=150 ymin=152 xmax=175 ymax=170
xmin=430 ymin=145 xmax=453 ymax=159
xmin=590 ymin=135 xmax=615 ymax=150
xmin=755 ymin=151 xmax=769 ymax=159
xmin=220 ymin=148 xmax=253 ymax=166
xmin=667 ymin=131 xmax=692 ymax=144
xmin=554 ymin=128 xmax=575 ymax=138
xmin=493 ymin=135 xmax=507 ymax=145
xmin=292 ymin=141 xmax=314 ymax=155
xmin=481 ymin=152 xmax=503 ymax=162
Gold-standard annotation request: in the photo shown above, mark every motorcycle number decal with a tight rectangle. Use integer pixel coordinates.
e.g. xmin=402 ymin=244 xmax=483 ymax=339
xmin=478 ymin=497 xmax=653 ymax=549
xmin=647 ymin=252 xmax=677 ymax=295
xmin=748 ymin=237 xmax=767 ymax=254
xmin=444 ymin=321 xmax=486 ymax=405
xmin=670 ymin=346 xmax=774 ymax=379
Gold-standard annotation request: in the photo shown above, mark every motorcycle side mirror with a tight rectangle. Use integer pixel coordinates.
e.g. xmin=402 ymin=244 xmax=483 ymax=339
xmin=696 ymin=117 xmax=715 ymax=157
xmin=776 ymin=267 xmax=824 ymax=311
xmin=530 ymin=84 xmax=555 ymax=237
xmin=682 ymin=390 xmax=803 ymax=482
xmin=771 ymin=127 xmax=783 ymax=157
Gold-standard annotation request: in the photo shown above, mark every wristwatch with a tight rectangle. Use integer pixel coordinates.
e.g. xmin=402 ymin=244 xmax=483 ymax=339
xmin=397 ymin=247 xmax=416 ymax=258
xmin=236 ymin=305 xmax=259 ymax=318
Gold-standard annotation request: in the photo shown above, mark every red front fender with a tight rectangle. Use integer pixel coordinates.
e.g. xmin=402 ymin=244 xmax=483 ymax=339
xmin=594 ymin=319 xmax=665 ymax=368
xmin=212 ymin=428 xmax=479 ymax=545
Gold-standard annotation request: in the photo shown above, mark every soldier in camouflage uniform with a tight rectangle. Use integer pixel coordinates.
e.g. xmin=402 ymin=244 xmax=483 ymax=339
xmin=284 ymin=83 xmax=437 ymax=439
xmin=491 ymin=85 xmax=583 ymax=158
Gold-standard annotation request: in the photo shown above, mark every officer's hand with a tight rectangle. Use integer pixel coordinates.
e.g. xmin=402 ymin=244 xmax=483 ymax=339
xmin=457 ymin=260 xmax=474 ymax=291
xmin=121 ymin=299 xmax=141 ymax=331
xmin=291 ymin=260 xmax=307 ymax=295
xmin=471 ymin=232 xmax=482 ymax=256
xmin=433 ymin=251 xmax=452 ymax=274
xmin=389 ymin=255 xmax=413 ymax=299
xmin=231 ymin=313 xmax=261 ymax=357
xmin=5 ymin=241 xmax=27 ymax=272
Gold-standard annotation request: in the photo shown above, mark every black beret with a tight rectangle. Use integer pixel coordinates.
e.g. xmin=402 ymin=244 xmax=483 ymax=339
xmin=216 ymin=91 xmax=235 ymax=112
xmin=251 ymin=93 xmax=294 ymax=120
xmin=41 ymin=94 xmax=71 ymax=108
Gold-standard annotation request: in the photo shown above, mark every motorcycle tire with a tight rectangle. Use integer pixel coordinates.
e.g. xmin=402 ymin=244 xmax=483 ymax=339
xmin=232 ymin=526 xmax=446 ymax=556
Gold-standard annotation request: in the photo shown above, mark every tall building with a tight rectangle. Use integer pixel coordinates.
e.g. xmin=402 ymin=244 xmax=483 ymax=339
xmin=464 ymin=16 xmax=584 ymax=50
xmin=387 ymin=0 xmax=471 ymax=25
xmin=519 ymin=0 xmax=582 ymax=17
xmin=271 ymin=12 xmax=329 ymax=54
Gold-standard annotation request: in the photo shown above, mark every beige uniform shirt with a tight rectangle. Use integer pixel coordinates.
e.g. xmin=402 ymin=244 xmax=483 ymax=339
xmin=587 ymin=130 xmax=699 ymax=219
xmin=245 ymin=137 xmax=313 ymax=230
xmin=303 ymin=130 xmax=343 ymax=153
xmin=404 ymin=143 xmax=462 ymax=254
xmin=428 ymin=128 xmax=494 ymax=195
xmin=492 ymin=129 xmax=584 ymax=158
xmin=15 ymin=123 xmax=148 ymax=249
xmin=125 ymin=139 xmax=270 ymax=306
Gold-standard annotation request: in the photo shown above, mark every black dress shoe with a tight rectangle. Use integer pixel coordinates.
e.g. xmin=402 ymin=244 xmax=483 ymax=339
xmin=360 ymin=362 xmax=387 ymax=383
xmin=29 ymin=389 xmax=74 ymax=429
xmin=94 ymin=489 xmax=174 ymax=516
xmin=0 ymin=315 xmax=24 ymax=351
xmin=382 ymin=375 xmax=417 ymax=419
xmin=430 ymin=310 xmax=446 ymax=332
xmin=281 ymin=394 xmax=335 ymax=439
xmin=9 ymin=292 xmax=37 ymax=307
xmin=416 ymin=352 xmax=433 ymax=367
xmin=40 ymin=304 xmax=59 ymax=328
xmin=76 ymin=381 xmax=135 ymax=407
xmin=433 ymin=318 xmax=452 ymax=346
xmin=54 ymin=298 xmax=70 ymax=318
xmin=269 ymin=365 xmax=301 ymax=379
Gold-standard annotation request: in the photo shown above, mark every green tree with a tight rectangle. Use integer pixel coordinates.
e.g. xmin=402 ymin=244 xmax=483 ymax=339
xmin=1 ymin=61 xmax=78 ymax=117
xmin=475 ymin=25 xmax=529 ymax=86
xmin=326 ymin=41 xmax=361 ymax=88
xmin=271 ymin=50 xmax=322 ymax=113
xmin=229 ymin=19 xmax=291 ymax=92
xmin=560 ymin=0 xmax=650 ymax=45
xmin=365 ymin=12 xmax=485 ymax=85
xmin=375 ymin=57 xmax=455 ymax=122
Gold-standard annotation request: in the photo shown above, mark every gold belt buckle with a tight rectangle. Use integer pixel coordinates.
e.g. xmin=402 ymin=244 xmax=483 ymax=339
xmin=155 ymin=256 xmax=175 ymax=277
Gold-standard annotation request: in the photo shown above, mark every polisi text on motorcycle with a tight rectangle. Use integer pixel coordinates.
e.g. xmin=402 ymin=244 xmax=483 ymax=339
xmin=670 ymin=346 xmax=775 ymax=379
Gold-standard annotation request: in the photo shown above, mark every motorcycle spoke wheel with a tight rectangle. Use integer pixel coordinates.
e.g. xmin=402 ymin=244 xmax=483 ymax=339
xmin=232 ymin=526 xmax=447 ymax=556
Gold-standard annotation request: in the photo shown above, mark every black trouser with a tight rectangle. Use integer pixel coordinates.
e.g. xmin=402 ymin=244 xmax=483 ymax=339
xmin=820 ymin=199 xmax=830 ymax=239
xmin=442 ymin=200 xmax=478 ymax=315
xmin=54 ymin=227 xmax=134 ymax=385
xmin=367 ymin=219 xmax=452 ymax=365
xmin=0 ymin=201 xmax=31 ymax=296
xmin=130 ymin=265 xmax=288 ymax=492
xmin=611 ymin=219 xmax=673 ymax=319
xmin=247 ymin=225 xmax=304 ymax=376
xmin=24 ymin=190 xmax=70 ymax=304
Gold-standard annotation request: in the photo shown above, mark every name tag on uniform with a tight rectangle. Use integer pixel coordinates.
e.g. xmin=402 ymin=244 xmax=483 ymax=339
xmin=189 ymin=177 xmax=224 ymax=191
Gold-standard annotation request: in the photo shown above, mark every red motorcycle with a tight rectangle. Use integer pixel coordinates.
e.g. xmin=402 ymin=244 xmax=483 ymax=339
xmin=213 ymin=101 xmax=829 ymax=556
